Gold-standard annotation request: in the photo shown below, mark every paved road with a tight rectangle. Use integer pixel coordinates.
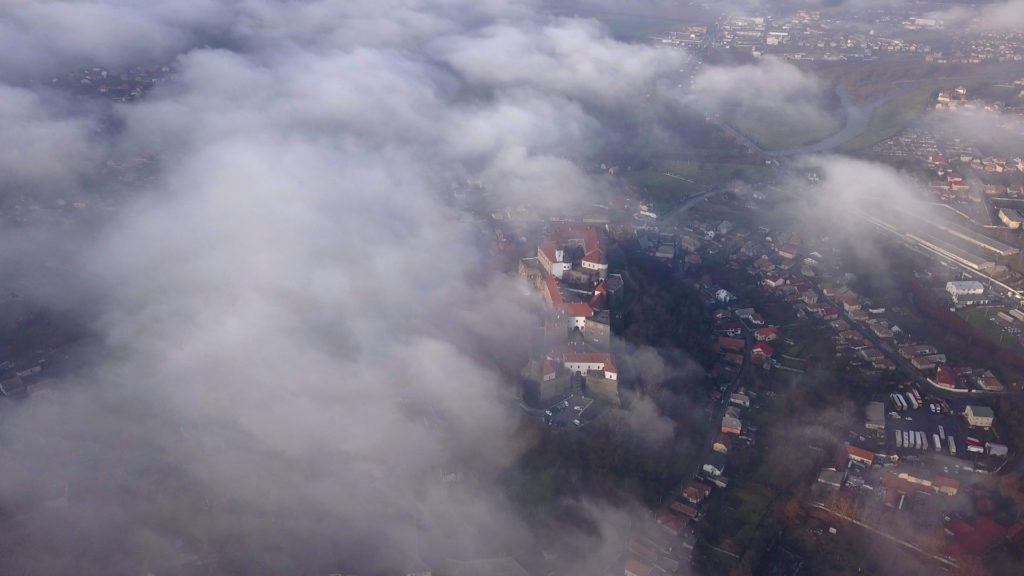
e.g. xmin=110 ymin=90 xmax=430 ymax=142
xmin=817 ymin=289 xmax=930 ymax=389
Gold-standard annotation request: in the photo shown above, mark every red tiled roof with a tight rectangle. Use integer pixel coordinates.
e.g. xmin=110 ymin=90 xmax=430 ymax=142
xmin=756 ymin=327 xmax=778 ymax=338
xmin=654 ymin=510 xmax=688 ymax=535
xmin=545 ymin=275 xmax=562 ymax=304
xmin=539 ymin=240 xmax=558 ymax=263
xmin=542 ymin=359 xmax=555 ymax=376
xmin=717 ymin=319 xmax=743 ymax=331
xmin=625 ymin=558 xmax=653 ymax=576
xmin=550 ymin=224 xmax=603 ymax=254
xmin=752 ymin=342 xmax=774 ymax=357
xmin=670 ymin=501 xmax=699 ymax=517
xmin=724 ymin=352 xmax=744 ymax=364
xmin=936 ymin=365 xmax=956 ymax=387
xmin=589 ymin=284 xmax=607 ymax=309
xmin=846 ymin=445 xmax=874 ymax=463
xmin=718 ymin=337 xmax=746 ymax=351
xmin=563 ymin=352 xmax=615 ymax=374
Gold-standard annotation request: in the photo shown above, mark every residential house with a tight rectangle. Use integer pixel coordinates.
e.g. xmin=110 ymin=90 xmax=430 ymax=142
xmin=703 ymin=452 xmax=727 ymax=477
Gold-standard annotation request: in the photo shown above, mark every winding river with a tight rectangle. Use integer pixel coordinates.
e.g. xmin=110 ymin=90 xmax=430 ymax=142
xmin=762 ymin=83 xmax=918 ymax=157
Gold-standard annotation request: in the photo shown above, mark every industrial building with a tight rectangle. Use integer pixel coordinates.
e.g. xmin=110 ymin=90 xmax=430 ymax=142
xmin=946 ymin=280 xmax=985 ymax=298
xmin=998 ymin=208 xmax=1024 ymax=230
xmin=964 ymin=405 xmax=995 ymax=429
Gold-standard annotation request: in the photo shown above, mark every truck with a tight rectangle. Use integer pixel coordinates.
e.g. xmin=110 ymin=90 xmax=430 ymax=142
xmin=903 ymin=431 xmax=911 ymax=448
xmin=906 ymin=393 xmax=919 ymax=410
xmin=910 ymin=389 xmax=922 ymax=405
xmin=893 ymin=394 xmax=906 ymax=411
xmin=896 ymin=431 xmax=903 ymax=447
xmin=938 ymin=425 xmax=946 ymax=440
xmin=948 ymin=436 xmax=957 ymax=456
xmin=934 ymin=434 xmax=942 ymax=451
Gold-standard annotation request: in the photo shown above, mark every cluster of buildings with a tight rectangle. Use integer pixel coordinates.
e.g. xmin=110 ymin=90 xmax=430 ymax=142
xmin=715 ymin=8 xmax=1024 ymax=63
xmin=813 ymin=387 xmax=1019 ymax=563
xmin=707 ymin=11 xmax=933 ymax=60
xmin=0 ymin=327 xmax=51 ymax=400
xmin=749 ymin=229 xmax=1014 ymax=394
xmin=625 ymin=390 xmax=755 ymax=576
xmin=873 ymin=86 xmax=1024 ymax=236
xmin=650 ymin=26 xmax=709 ymax=49
xmin=705 ymin=391 xmax=756 ymax=483
xmin=519 ymin=224 xmax=623 ymax=412
xmin=610 ymin=178 xmax=1023 ymax=570
xmin=50 ymin=65 xmax=172 ymax=102
xmin=938 ymin=32 xmax=1024 ymax=65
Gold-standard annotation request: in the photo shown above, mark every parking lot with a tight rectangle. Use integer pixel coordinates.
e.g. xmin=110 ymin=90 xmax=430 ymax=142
xmin=884 ymin=391 xmax=995 ymax=462
xmin=542 ymin=394 xmax=593 ymax=429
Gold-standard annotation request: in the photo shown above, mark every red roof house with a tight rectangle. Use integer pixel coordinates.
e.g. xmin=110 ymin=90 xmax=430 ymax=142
xmin=718 ymin=337 xmax=746 ymax=352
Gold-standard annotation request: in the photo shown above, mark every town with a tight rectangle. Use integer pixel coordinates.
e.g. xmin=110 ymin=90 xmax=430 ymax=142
xmin=2 ymin=2 xmax=1024 ymax=576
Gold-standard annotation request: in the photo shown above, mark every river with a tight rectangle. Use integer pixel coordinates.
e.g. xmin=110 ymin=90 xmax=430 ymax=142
xmin=762 ymin=83 xmax=917 ymax=157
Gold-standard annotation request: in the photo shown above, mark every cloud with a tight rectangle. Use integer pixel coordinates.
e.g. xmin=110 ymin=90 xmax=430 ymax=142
xmin=0 ymin=1 xmax=229 ymax=78
xmin=921 ymin=106 xmax=1024 ymax=156
xmin=0 ymin=1 xmax=696 ymax=573
xmin=0 ymin=84 xmax=100 ymax=193
xmin=434 ymin=18 xmax=688 ymax=106
xmin=685 ymin=56 xmax=837 ymax=139
xmin=926 ymin=0 xmax=1024 ymax=32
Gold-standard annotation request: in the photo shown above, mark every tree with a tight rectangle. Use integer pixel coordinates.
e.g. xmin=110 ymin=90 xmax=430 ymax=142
xmin=783 ymin=498 xmax=804 ymax=528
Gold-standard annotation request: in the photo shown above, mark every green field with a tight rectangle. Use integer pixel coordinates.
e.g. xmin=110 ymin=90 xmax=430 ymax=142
xmin=837 ymin=87 xmax=934 ymax=153
xmin=957 ymin=306 xmax=1024 ymax=354
xmin=623 ymin=160 xmax=773 ymax=206
xmin=731 ymin=113 xmax=843 ymax=152
xmin=702 ymin=482 xmax=775 ymax=555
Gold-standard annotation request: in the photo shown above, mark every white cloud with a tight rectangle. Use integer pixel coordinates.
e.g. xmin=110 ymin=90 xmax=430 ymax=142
xmin=0 ymin=1 xmax=695 ymax=572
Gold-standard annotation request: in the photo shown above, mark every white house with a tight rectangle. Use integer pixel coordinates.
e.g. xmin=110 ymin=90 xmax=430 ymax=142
xmin=562 ymin=352 xmax=617 ymax=380
xmin=703 ymin=452 xmax=727 ymax=477
xmin=537 ymin=225 xmax=607 ymax=280
xmin=562 ymin=302 xmax=594 ymax=330
xmin=946 ymin=281 xmax=985 ymax=302
xmin=729 ymin=392 xmax=750 ymax=408
xmin=581 ymin=249 xmax=608 ymax=279
xmin=538 ymin=241 xmax=571 ymax=279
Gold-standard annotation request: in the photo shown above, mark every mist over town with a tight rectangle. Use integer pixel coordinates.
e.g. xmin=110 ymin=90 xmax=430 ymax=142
xmin=1 ymin=1 xmax=1024 ymax=576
